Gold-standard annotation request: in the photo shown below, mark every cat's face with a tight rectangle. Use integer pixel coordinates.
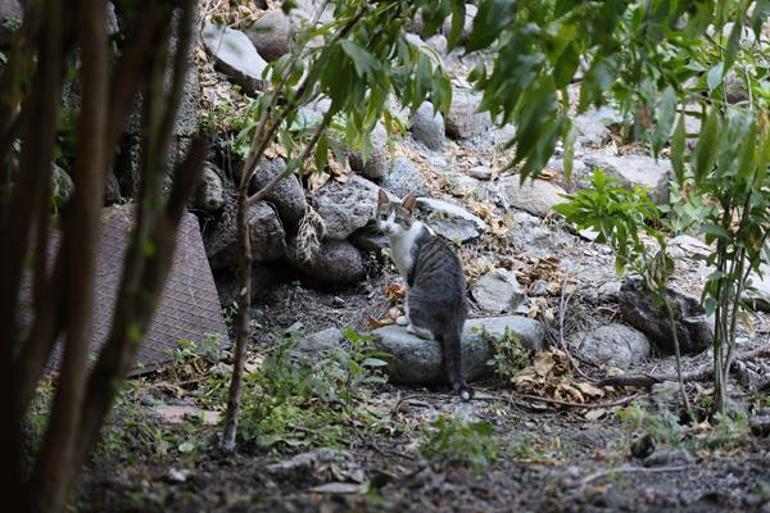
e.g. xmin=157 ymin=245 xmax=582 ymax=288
xmin=377 ymin=190 xmax=417 ymax=236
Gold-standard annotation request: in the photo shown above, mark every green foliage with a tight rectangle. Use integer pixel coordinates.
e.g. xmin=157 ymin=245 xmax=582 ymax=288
xmin=553 ymin=171 xmax=667 ymax=278
xmin=421 ymin=415 xmax=500 ymax=473
xmin=617 ymin=401 xmax=749 ymax=452
xmin=237 ymin=328 xmax=388 ymax=448
xmin=485 ymin=328 xmax=532 ymax=381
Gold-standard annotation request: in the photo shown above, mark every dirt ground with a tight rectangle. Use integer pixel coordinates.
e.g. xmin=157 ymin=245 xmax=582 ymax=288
xmin=72 ymin=228 xmax=770 ymax=512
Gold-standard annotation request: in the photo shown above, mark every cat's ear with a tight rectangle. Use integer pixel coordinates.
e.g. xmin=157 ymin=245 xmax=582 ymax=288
xmin=402 ymin=194 xmax=417 ymax=212
xmin=377 ymin=189 xmax=389 ymax=208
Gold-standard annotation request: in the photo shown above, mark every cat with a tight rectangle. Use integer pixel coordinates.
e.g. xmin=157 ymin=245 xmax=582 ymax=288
xmin=376 ymin=190 xmax=473 ymax=401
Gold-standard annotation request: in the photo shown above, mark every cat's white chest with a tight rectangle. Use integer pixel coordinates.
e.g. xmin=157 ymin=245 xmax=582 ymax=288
xmin=388 ymin=222 xmax=427 ymax=279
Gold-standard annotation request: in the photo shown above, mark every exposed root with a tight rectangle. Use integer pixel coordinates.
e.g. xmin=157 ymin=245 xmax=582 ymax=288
xmin=296 ymin=204 xmax=326 ymax=263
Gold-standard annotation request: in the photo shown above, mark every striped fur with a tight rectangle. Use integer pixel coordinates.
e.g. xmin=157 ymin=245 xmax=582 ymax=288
xmin=377 ymin=190 xmax=473 ymax=400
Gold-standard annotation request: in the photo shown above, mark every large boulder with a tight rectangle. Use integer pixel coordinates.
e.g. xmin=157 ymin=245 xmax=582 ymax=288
xmin=314 ymin=175 xmax=380 ymax=240
xmin=471 ymin=269 xmax=526 ymax=314
xmin=195 ymin=165 xmax=226 ymax=213
xmin=202 ymin=22 xmax=268 ymax=94
xmin=372 ymin=316 xmax=545 ymax=385
xmin=381 ymin=158 xmax=429 ymax=198
xmin=619 ymin=278 xmax=712 ymax=355
xmin=573 ymin=106 xmax=622 ymax=146
xmin=582 ymin=153 xmax=673 ymax=205
xmin=445 ymin=88 xmax=492 ymax=140
xmin=502 ymin=177 xmax=567 ymax=218
xmin=416 ymin=197 xmax=487 ymax=243
xmin=349 ymin=222 xmax=389 ymax=255
xmin=348 ymin=123 xmax=389 ymax=180
xmin=203 ymin=194 xmax=286 ymax=270
xmin=246 ymin=9 xmax=292 ymax=62
xmin=571 ymin=323 xmax=651 ymax=369
xmin=249 ymin=157 xmax=306 ymax=229
xmin=51 ymin=164 xmax=74 ymax=206
xmin=287 ymin=239 xmax=365 ymax=285
xmin=410 ymin=101 xmax=445 ymax=150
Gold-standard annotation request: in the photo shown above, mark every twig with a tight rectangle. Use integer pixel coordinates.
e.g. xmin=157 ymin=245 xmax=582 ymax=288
xmin=600 ymin=347 xmax=770 ymax=389
xmin=510 ymin=392 xmax=640 ymax=409
xmin=558 ymin=279 xmax=593 ymax=381
xmin=580 ymin=464 xmax=692 ymax=486
xmin=392 ymin=393 xmax=444 ymax=415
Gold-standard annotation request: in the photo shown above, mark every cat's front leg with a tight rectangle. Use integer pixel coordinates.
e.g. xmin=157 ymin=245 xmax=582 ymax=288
xmin=396 ymin=293 xmax=410 ymax=326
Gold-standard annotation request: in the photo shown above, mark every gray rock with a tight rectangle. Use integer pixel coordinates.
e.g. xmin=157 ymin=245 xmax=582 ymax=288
xmin=250 ymin=157 xmax=306 ymax=228
xmin=349 ymin=222 xmax=388 ymax=254
xmin=582 ymin=153 xmax=672 ymax=204
xmin=315 ymin=175 xmax=379 ymax=240
xmin=468 ymin=165 xmax=492 ymax=180
xmin=195 ymin=165 xmax=225 ymax=212
xmin=502 ymin=177 xmax=567 ymax=218
xmin=204 ymin=194 xmax=286 ymax=269
xmin=724 ymin=71 xmax=749 ymax=104
xmin=51 ymin=164 xmax=74 ymax=205
xmin=349 ymin=123 xmax=389 ymax=180
xmin=266 ymin=448 xmax=361 ymax=481
xmin=295 ymin=327 xmax=344 ymax=355
xmin=372 ymin=316 xmax=545 ymax=385
xmin=747 ymin=263 xmax=770 ymax=312
xmin=416 ymin=197 xmax=487 ymax=243
xmin=248 ymin=202 xmax=287 ymax=263
xmin=668 ymin=234 xmax=710 ymax=259
xmin=471 ymin=269 xmax=526 ymax=314
xmin=445 ymin=88 xmax=492 ymax=140
xmin=104 ymin=172 xmax=122 ymax=205
xmin=571 ymin=323 xmax=651 ymax=369
xmin=202 ymin=22 xmax=268 ymax=94
xmin=619 ymin=277 xmax=712 ymax=355
xmin=643 ymin=448 xmax=695 ymax=467
xmin=425 ymin=34 xmax=448 ymax=56
xmin=547 ymin=157 xmax=587 ymax=181
xmin=573 ymin=106 xmax=622 ymax=146
xmin=0 ymin=0 xmax=22 ymax=47
xmin=382 ymin=158 xmax=429 ymax=198
xmin=287 ymin=239 xmax=365 ymax=285
xmin=246 ymin=9 xmax=291 ymax=62
xmin=410 ymin=102 xmax=445 ymax=150
xmin=106 ymin=2 xmax=119 ymax=35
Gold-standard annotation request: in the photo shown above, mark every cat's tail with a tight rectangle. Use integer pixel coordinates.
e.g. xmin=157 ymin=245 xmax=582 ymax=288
xmin=443 ymin=323 xmax=474 ymax=402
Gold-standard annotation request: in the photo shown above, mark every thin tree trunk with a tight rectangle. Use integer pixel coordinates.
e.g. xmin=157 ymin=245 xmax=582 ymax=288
xmin=29 ymin=0 xmax=108 ymax=510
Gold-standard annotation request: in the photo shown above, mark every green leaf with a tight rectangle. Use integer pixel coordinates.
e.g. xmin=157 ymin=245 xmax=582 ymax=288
xmin=465 ymin=0 xmax=516 ymax=52
xmin=693 ymin=109 xmax=719 ymax=183
xmin=724 ymin=16 xmax=743 ymax=71
xmin=652 ymin=86 xmax=677 ymax=158
xmin=553 ymin=43 xmax=580 ymax=89
xmin=339 ymin=40 xmax=379 ymax=78
xmin=752 ymin=0 xmax=770 ymax=37
xmin=314 ymin=134 xmax=329 ymax=173
xmin=701 ymin=222 xmax=730 ymax=240
xmin=361 ymin=357 xmax=389 ymax=368
xmin=178 ymin=442 xmax=195 ymax=454
xmin=447 ymin=0 xmax=466 ymax=50
xmin=706 ymin=62 xmax=724 ymax=91
xmin=670 ymin=114 xmax=686 ymax=185
xmin=561 ymin=119 xmax=578 ymax=184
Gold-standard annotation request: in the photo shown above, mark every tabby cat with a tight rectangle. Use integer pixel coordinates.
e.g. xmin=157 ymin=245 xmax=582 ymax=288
xmin=377 ymin=190 xmax=472 ymax=400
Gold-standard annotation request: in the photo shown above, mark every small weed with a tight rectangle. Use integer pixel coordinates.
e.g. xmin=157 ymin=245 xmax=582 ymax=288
xmin=238 ymin=328 xmax=388 ymax=448
xmin=617 ymin=401 xmax=749 ymax=454
xmin=485 ymin=328 xmax=532 ymax=382
xmin=508 ymin=433 xmax=561 ymax=460
xmin=421 ymin=415 xmax=500 ymax=473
